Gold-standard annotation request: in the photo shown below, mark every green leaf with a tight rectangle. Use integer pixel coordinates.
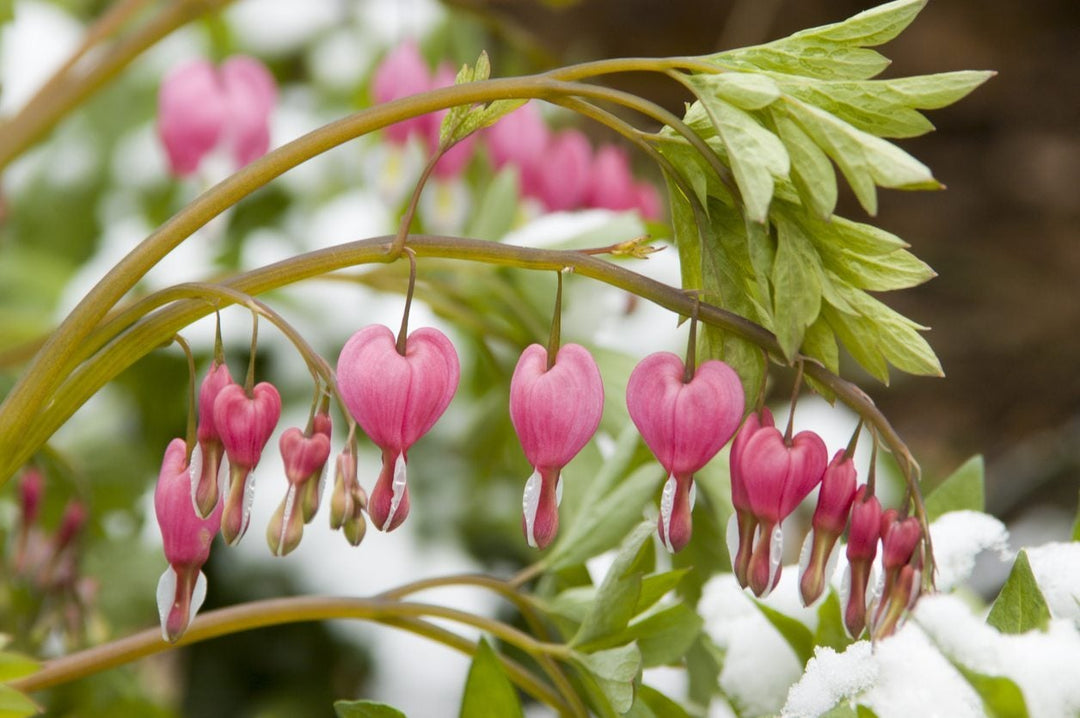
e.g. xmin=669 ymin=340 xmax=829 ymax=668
xmin=802 ymin=315 xmax=840 ymax=377
xmin=667 ymin=179 xmax=703 ymax=292
xmin=987 ymin=551 xmax=1052 ymax=634
xmin=772 ymin=215 xmax=824 ymax=358
xmin=459 ymin=638 xmax=524 ymax=718
xmin=754 ymin=600 xmax=815 ymax=667
xmin=822 ymin=303 xmax=889 ymax=383
xmin=635 ymin=569 xmax=690 ymax=615
xmin=547 ymin=466 xmax=658 ymax=571
xmin=0 ymin=685 xmax=39 ymax=718
xmin=572 ymin=523 xmax=653 ymax=647
xmin=574 ymin=644 xmax=642 ymax=714
xmin=711 ymin=99 xmax=790 ymax=222
xmin=925 ymin=455 xmax=985 ymax=521
xmin=717 ymin=42 xmax=892 ymax=81
xmin=883 ymin=70 xmax=996 ymax=109
xmin=800 ymin=0 xmax=926 ymax=47
xmin=815 ymin=590 xmax=853 ymax=652
xmin=685 ymin=635 xmax=725 ymax=706
xmin=773 ymin=110 xmax=838 ymax=217
xmin=465 ymin=166 xmax=519 ymax=240
xmin=334 ymin=700 xmax=406 ymax=718
xmin=956 ymin=666 xmax=1030 ymax=718
xmin=693 ymin=72 xmax=781 ymax=111
xmin=0 ymin=652 xmax=39 ymax=683
xmin=636 ymin=685 xmax=693 ymax=718
xmin=622 ymin=603 xmax=704 ymax=668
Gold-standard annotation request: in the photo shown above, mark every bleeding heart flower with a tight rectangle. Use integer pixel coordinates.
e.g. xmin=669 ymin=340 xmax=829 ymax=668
xmin=587 ymin=145 xmax=637 ymax=212
xmin=190 ymin=361 xmax=234 ymax=518
xmin=329 ymin=446 xmax=369 ymax=546
xmin=214 ymin=382 xmax=282 ymax=545
xmin=157 ymin=55 xmax=277 ymax=177
xmin=371 ymin=40 xmax=435 ymax=145
xmin=843 ymin=486 xmax=882 ymax=638
xmin=727 ymin=408 xmax=774 ymax=588
xmin=510 ymin=343 xmax=604 ymax=549
xmin=155 ymin=438 xmax=223 ymax=642
xmin=266 ymin=421 xmax=332 ymax=557
xmin=626 ymin=352 xmax=744 ymax=553
xmin=738 ymin=423 xmax=827 ymax=597
xmin=336 ymin=325 xmax=459 ymax=532
xmin=798 ymin=450 xmax=857 ymax=606
xmin=534 ymin=130 xmax=593 ymax=212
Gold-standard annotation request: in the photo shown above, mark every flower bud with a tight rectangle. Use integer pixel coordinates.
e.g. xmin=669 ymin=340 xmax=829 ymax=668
xmin=799 ymin=450 xmax=857 ymax=606
xmin=510 ymin=343 xmax=604 ymax=549
xmin=486 ymin=101 xmax=549 ymax=173
xmin=328 ymin=446 xmax=369 ymax=547
xmin=214 ymin=382 xmax=282 ymax=545
xmin=299 ymin=412 xmax=333 ymax=522
xmin=534 ymin=130 xmax=592 ymax=211
xmin=843 ymin=486 xmax=882 ymax=638
xmin=587 ymin=145 xmax=637 ymax=212
xmin=191 ymin=361 xmax=234 ymax=518
xmin=627 ymin=352 xmax=744 ymax=553
xmin=266 ymin=424 xmax=332 ymax=557
xmin=728 ymin=409 xmax=773 ymax=588
xmin=336 ymin=325 xmax=459 ymax=532
xmin=371 ymin=41 xmax=433 ymax=144
xmin=19 ymin=467 xmax=44 ymax=526
xmin=155 ymin=438 xmax=223 ymax=642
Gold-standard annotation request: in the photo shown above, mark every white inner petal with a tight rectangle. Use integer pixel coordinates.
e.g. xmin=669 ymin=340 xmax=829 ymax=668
xmin=555 ymin=474 xmax=563 ymax=507
xmin=688 ymin=479 xmax=697 ymax=511
xmin=190 ymin=570 xmax=208 ymax=624
xmin=839 ymin=562 xmax=854 ymax=637
xmin=522 ymin=469 xmax=542 ymax=549
xmin=276 ymin=486 xmax=297 ymax=555
xmin=156 ymin=566 xmax=178 ymax=642
xmin=798 ymin=530 xmax=815 ymax=581
xmin=758 ymin=523 xmax=784 ymax=599
xmin=659 ymin=473 xmax=677 ymax=553
xmin=382 ymin=452 xmax=408 ymax=531
xmin=188 ymin=443 xmax=204 ymax=514
xmin=725 ymin=514 xmax=741 ymax=573
xmin=240 ymin=471 xmax=257 ymax=539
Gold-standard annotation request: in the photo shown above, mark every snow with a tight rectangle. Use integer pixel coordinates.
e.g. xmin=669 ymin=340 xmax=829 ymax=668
xmin=782 ymin=641 xmax=877 ymax=718
xmin=928 ymin=510 xmax=1010 ymax=592
xmin=1024 ymin=542 xmax=1080 ymax=620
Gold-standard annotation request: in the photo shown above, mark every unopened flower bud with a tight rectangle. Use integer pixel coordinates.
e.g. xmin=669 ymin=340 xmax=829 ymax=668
xmin=510 ymin=343 xmax=604 ymax=549
xmin=627 ymin=352 xmax=744 ymax=554
xmin=191 ymin=361 xmax=234 ymax=518
xmin=799 ymin=450 xmax=857 ymax=606
xmin=19 ymin=468 xmax=44 ymax=526
xmin=843 ymin=486 xmax=882 ymax=638
xmin=728 ymin=409 xmax=773 ymax=588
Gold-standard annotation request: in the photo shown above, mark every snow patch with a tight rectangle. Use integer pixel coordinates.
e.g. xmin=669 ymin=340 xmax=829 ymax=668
xmin=782 ymin=641 xmax=877 ymax=718
xmin=929 ymin=510 xmax=1010 ymax=591
xmin=1024 ymin=541 xmax=1080 ymax=620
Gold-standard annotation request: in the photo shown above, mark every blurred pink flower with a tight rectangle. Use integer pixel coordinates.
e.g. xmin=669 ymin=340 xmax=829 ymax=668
xmin=158 ymin=55 xmax=277 ymax=177
xmin=534 ymin=129 xmax=593 ymax=212
xmin=588 ymin=145 xmax=637 ymax=212
xmin=371 ymin=40 xmax=433 ymax=144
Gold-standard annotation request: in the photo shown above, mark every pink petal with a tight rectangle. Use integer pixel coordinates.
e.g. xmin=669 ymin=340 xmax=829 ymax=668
xmin=157 ymin=60 xmax=227 ymax=176
xmin=535 ymin=129 xmax=592 ymax=211
xmin=155 ymin=438 xmax=223 ymax=568
xmin=486 ymin=101 xmax=549 ymax=171
xmin=371 ymin=40 xmax=433 ymax=144
xmin=220 ymin=55 xmax=277 ymax=167
xmin=776 ymin=429 xmax=828 ymax=519
xmin=213 ymin=382 xmax=282 ymax=468
xmin=587 ymin=145 xmax=636 ymax=211
xmin=509 ymin=343 xmax=604 ymax=471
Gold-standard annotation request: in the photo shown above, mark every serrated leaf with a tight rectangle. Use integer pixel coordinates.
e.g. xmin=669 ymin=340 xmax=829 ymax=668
xmin=459 ymin=638 xmax=524 ymax=718
xmin=0 ymin=653 xmax=39 ymax=683
xmin=754 ymin=600 xmax=815 ymax=667
xmin=956 ymin=665 xmax=1030 ymax=718
xmin=334 ymin=700 xmax=406 ymax=718
xmin=772 ymin=216 xmax=824 ymax=358
xmin=925 ymin=455 xmax=985 ymax=521
xmin=0 ymin=685 xmax=39 ymax=718
xmin=574 ymin=644 xmax=642 ymax=714
xmin=773 ymin=110 xmax=838 ymax=217
xmin=572 ymin=523 xmax=653 ymax=646
xmin=692 ymin=72 xmax=781 ymax=110
xmin=987 ymin=551 xmax=1051 ymax=634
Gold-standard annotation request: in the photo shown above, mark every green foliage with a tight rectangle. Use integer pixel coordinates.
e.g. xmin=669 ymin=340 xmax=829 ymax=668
xmin=334 ymin=700 xmax=407 ymax=718
xmin=459 ymin=638 xmax=524 ymax=718
xmin=925 ymin=455 xmax=986 ymax=521
xmin=815 ymin=590 xmax=853 ymax=653
xmin=439 ymin=50 xmax=526 ymax=148
xmin=754 ymin=600 xmax=815 ymax=667
xmin=987 ymin=551 xmax=1052 ymax=634
xmin=0 ymin=685 xmax=39 ymax=718
xmin=660 ymin=0 xmax=989 ymax=382
xmin=957 ymin=666 xmax=1030 ymax=718
xmin=572 ymin=643 xmax=642 ymax=714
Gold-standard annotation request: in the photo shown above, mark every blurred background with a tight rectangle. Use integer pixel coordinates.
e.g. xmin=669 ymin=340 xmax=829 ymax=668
xmin=0 ymin=0 xmax=1076 ymax=716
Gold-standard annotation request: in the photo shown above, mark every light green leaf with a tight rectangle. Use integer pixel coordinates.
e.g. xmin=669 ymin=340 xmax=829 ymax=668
xmin=572 ymin=523 xmax=653 ymax=646
xmin=0 ymin=652 xmax=39 ymax=683
xmin=744 ymin=216 xmax=776 ymax=314
xmin=775 ymin=77 xmax=935 ymax=138
xmin=815 ymin=590 xmax=852 ymax=652
xmin=716 ymin=42 xmax=892 ymax=81
xmin=754 ymin=601 xmax=815 ymax=667
xmin=772 ymin=216 xmax=824 ymax=359
xmin=0 ymin=685 xmax=38 ymax=718
xmin=685 ymin=636 xmax=724 ymax=706
xmin=773 ymin=110 xmax=838 ymax=217
xmin=822 ymin=303 xmax=889 ymax=383
xmin=472 ymin=50 xmax=491 ymax=82
xmin=465 ymin=166 xmax=519 ymax=240
xmin=333 ymin=700 xmax=406 ymax=718
xmin=693 ymin=72 xmax=781 ymax=110
xmin=987 ymin=551 xmax=1052 ymax=634
xmin=574 ymin=644 xmax=642 ymax=714
xmin=635 ymin=569 xmax=690 ymax=615
xmin=460 ymin=638 xmax=524 ymax=718
xmin=801 ymin=0 xmax=926 ymax=47
xmin=622 ymin=603 xmax=704 ymax=668
xmin=884 ymin=70 xmax=996 ymax=109
xmin=925 ymin=455 xmax=985 ymax=521
xmin=956 ymin=665 xmax=1030 ymax=718
xmin=667 ymin=178 xmax=703 ymax=292
xmin=802 ymin=316 xmax=840 ymax=376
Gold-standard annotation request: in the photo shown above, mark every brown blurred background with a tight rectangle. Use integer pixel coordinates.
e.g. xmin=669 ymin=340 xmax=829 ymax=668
xmin=452 ymin=0 xmax=1080 ymax=527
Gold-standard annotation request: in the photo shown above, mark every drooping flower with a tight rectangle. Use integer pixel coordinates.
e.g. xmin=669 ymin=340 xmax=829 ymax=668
xmin=738 ymin=422 xmax=828 ymax=597
xmin=214 ymin=382 xmax=282 ymax=545
xmin=329 ymin=445 xmax=368 ymax=546
xmin=870 ymin=510 xmax=922 ymax=636
xmin=843 ymin=486 xmax=882 ymax=638
xmin=158 ymin=55 xmax=277 ymax=177
xmin=155 ymin=438 xmax=223 ymax=642
xmin=510 ymin=343 xmax=604 ymax=549
xmin=587 ymin=145 xmax=637 ymax=212
xmin=266 ymin=419 xmax=332 ymax=557
xmin=371 ymin=40 xmax=435 ymax=144
xmin=799 ymin=450 xmax=857 ymax=606
xmin=728 ymin=408 xmax=773 ymax=588
xmin=486 ymin=101 xmax=549 ymax=176
xmin=627 ymin=352 xmax=745 ymax=553
xmin=534 ymin=129 xmax=593 ymax=212
xmin=336 ymin=325 xmax=460 ymax=532
xmin=190 ymin=360 xmax=234 ymax=518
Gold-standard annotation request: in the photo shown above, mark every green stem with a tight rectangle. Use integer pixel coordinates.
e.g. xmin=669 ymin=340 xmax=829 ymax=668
xmin=395 ymin=249 xmax=418 ymax=356
xmin=172 ymin=333 xmax=197 ymax=463
xmin=547 ymin=272 xmax=563 ymax=370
